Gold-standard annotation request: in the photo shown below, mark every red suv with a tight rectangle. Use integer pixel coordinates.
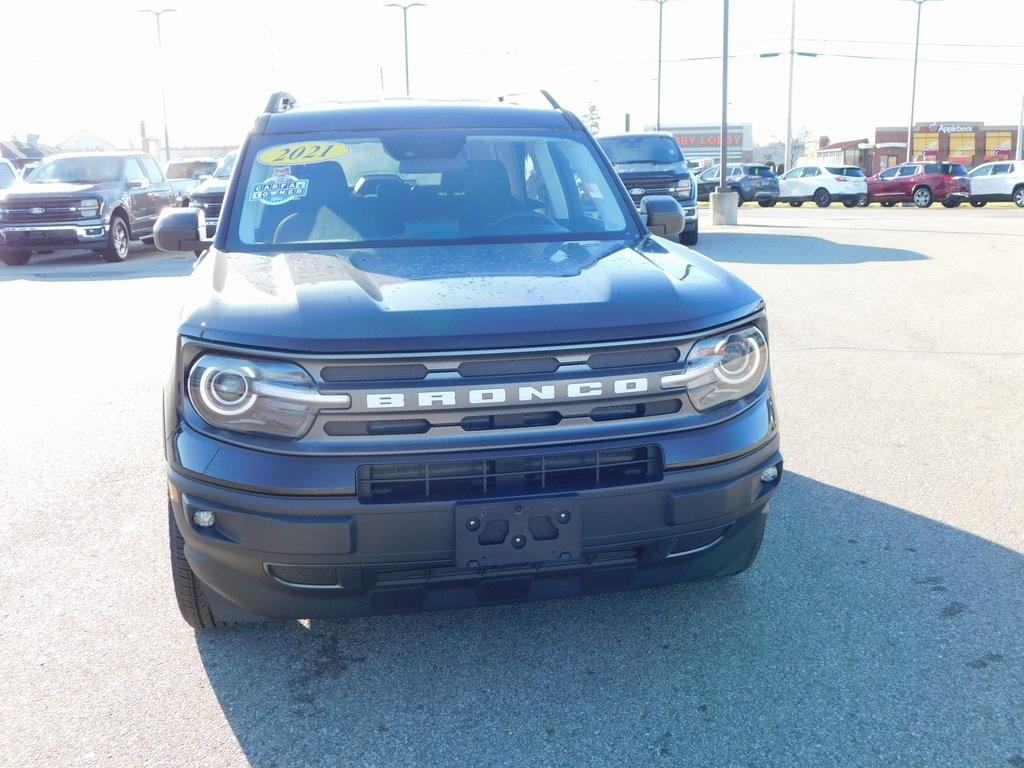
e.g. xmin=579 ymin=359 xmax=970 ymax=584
xmin=867 ymin=162 xmax=971 ymax=208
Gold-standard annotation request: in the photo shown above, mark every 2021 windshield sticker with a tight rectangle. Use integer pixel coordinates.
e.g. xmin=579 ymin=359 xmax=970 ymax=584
xmin=250 ymin=166 xmax=308 ymax=206
xmin=256 ymin=141 xmax=350 ymax=166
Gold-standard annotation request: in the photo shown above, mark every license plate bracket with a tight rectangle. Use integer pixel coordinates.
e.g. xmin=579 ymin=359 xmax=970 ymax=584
xmin=454 ymin=496 xmax=582 ymax=568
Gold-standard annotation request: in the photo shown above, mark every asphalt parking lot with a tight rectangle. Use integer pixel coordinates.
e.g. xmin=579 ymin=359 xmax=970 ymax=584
xmin=1 ymin=206 xmax=1022 ymax=767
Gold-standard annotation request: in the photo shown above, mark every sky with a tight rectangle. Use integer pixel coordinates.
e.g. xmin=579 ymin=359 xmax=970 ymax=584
xmin=3 ymin=0 xmax=1023 ymax=151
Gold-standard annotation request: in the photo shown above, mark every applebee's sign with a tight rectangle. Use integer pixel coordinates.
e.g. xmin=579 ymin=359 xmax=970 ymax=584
xmin=926 ymin=122 xmax=977 ymax=135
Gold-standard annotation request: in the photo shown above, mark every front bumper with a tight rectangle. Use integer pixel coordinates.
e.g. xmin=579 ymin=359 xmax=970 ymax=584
xmin=167 ymin=394 xmax=781 ymax=621
xmin=0 ymin=220 xmax=107 ymax=250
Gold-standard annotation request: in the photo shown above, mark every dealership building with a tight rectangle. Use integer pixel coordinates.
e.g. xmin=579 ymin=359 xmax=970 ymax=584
xmin=823 ymin=121 xmax=1019 ymax=174
xmin=653 ymin=124 xmax=754 ymax=166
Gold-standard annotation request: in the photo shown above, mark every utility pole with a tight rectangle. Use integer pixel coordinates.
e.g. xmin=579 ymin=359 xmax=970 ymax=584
xmin=903 ymin=0 xmax=939 ymax=163
xmin=784 ymin=0 xmax=796 ymax=172
xmin=384 ymin=3 xmax=425 ymax=96
xmin=641 ymin=0 xmax=675 ymax=131
xmin=139 ymin=8 xmax=177 ymax=162
xmin=1017 ymin=93 xmax=1023 ymax=161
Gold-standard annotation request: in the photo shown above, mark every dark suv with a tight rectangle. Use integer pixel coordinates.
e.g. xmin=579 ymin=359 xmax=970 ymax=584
xmin=697 ymin=164 xmax=780 ymax=206
xmin=155 ymin=93 xmax=782 ymax=628
xmin=598 ymin=133 xmax=698 ymax=245
xmin=185 ymin=150 xmax=237 ymax=239
xmin=0 ymin=151 xmax=175 ymax=266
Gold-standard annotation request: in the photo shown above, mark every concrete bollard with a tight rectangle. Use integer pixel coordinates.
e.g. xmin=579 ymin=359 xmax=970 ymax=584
xmin=710 ymin=189 xmax=739 ymax=225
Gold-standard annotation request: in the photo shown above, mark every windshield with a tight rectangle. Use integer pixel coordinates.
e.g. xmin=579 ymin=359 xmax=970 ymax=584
xmin=167 ymin=160 xmax=218 ymax=180
xmin=229 ymin=131 xmax=636 ymax=251
xmin=213 ymin=151 xmax=238 ymax=179
xmin=598 ymin=135 xmax=683 ymax=164
xmin=28 ymin=156 xmax=123 ymax=184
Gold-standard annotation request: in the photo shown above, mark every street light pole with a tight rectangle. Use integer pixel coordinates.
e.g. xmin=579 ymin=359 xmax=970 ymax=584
xmin=641 ymin=0 xmax=675 ymax=131
xmin=903 ymin=0 xmax=939 ymax=163
xmin=139 ymin=8 xmax=177 ymax=162
xmin=384 ymin=3 xmax=425 ymax=96
xmin=783 ymin=0 xmax=796 ymax=172
xmin=719 ymin=0 xmax=729 ymax=185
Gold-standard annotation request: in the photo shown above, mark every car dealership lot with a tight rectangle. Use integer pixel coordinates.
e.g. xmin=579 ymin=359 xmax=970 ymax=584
xmin=1 ymin=207 xmax=1022 ymax=767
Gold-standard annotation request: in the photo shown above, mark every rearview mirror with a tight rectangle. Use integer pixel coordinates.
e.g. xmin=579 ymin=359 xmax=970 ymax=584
xmin=154 ymin=207 xmax=212 ymax=252
xmin=640 ymin=195 xmax=684 ymax=238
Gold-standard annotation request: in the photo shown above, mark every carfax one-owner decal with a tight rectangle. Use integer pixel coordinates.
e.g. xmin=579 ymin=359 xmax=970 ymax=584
xmin=250 ymin=166 xmax=308 ymax=206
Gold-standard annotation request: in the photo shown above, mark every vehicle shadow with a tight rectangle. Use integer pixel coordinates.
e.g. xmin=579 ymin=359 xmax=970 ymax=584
xmin=0 ymin=247 xmax=195 ymax=282
xmin=696 ymin=231 xmax=927 ymax=264
xmin=195 ymin=473 xmax=1024 ymax=767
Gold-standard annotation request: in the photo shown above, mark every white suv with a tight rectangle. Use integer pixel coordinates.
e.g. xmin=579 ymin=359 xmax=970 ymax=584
xmin=778 ymin=164 xmax=868 ymax=208
xmin=968 ymin=160 xmax=1024 ymax=208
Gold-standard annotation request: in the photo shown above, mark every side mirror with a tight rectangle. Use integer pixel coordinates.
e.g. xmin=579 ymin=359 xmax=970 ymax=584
xmin=154 ymin=207 xmax=212 ymax=252
xmin=640 ymin=195 xmax=684 ymax=238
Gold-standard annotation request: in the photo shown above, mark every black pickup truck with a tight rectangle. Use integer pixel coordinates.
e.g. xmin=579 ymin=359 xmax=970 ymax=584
xmin=155 ymin=93 xmax=782 ymax=628
xmin=598 ymin=132 xmax=699 ymax=245
xmin=0 ymin=151 xmax=174 ymax=265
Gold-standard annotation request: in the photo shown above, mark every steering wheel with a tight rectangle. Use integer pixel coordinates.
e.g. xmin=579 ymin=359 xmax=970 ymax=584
xmin=485 ymin=210 xmax=558 ymax=233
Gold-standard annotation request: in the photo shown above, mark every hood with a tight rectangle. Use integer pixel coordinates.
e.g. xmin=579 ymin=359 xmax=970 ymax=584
xmin=191 ymin=176 xmax=229 ymax=196
xmin=613 ymin=161 xmax=689 ymax=175
xmin=1 ymin=180 xmax=118 ymax=198
xmin=179 ymin=238 xmax=764 ymax=353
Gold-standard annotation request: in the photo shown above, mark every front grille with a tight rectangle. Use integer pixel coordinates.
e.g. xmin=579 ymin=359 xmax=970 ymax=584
xmin=356 ymin=445 xmax=663 ymax=503
xmin=2 ymin=197 xmax=87 ymax=223
xmin=192 ymin=195 xmax=222 ymax=219
xmin=619 ymin=173 xmax=678 ymax=194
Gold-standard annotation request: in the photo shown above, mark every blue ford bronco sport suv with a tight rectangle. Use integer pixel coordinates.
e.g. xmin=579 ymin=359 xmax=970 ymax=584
xmin=156 ymin=92 xmax=782 ymax=628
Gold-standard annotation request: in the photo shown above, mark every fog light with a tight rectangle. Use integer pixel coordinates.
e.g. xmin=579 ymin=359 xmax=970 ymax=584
xmin=760 ymin=466 xmax=779 ymax=483
xmin=193 ymin=509 xmax=216 ymax=528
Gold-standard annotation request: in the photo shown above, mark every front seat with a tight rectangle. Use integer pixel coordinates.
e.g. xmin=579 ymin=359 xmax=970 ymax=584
xmin=270 ymin=161 xmax=355 ymax=243
xmin=458 ymin=160 xmax=523 ymax=233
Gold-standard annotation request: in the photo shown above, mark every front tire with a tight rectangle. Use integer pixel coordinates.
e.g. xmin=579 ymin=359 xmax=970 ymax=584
xmin=100 ymin=215 xmax=130 ymax=262
xmin=758 ymin=199 xmax=776 ymax=208
xmin=813 ymin=188 xmax=832 ymax=207
xmin=843 ymin=199 xmax=857 ymax=208
xmin=970 ymin=199 xmax=987 ymax=208
xmin=913 ymin=186 xmax=934 ymax=208
xmin=789 ymin=200 xmax=803 ymax=208
xmin=881 ymin=200 xmax=896 ymax=208
xmin=1 ymin=250 xmax=31 ymax=266
xmin=941 ymin=199 xmax=962 ymax=208
xmin=679 ymin=222 xmax=698 ymax=246
xmin=1014 ymin=186 xmax=1024 ymax=208
xmin=168 ymin=503 xmax=228 ymax=630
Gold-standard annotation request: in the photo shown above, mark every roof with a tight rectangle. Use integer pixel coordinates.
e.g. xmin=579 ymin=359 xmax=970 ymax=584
xmin=0 ymin=138 xmax=57 ymax=162
xmin=34 ymin=150 xmax=154 ymax=161
xmin=597 ymin=132 xmax=675 ymax=140
xmin=818 ymin=138 xmax=868 ymax=152
xmin=263 ymin=100 xmax=575 ymax=134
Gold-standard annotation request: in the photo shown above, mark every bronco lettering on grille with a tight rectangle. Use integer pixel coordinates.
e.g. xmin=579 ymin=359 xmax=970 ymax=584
xmin=364 ymin=376 xmax=651 ymax=410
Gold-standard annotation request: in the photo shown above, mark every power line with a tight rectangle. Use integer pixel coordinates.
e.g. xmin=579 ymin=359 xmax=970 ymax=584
xmin=799 ymin=37 xmax=1024 ymax=49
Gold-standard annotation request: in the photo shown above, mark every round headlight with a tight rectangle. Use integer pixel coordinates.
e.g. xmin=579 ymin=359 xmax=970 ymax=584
xmin=714 ymin=334 xmax=762 ymax=384
xmin=197 ymin=364 xmax=256 ymax=415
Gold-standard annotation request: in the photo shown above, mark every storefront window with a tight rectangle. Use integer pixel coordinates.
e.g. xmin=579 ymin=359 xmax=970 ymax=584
xmin=913 ymin=132 xmax=939 ymax=160
xmin=948 ymin=132 xmax=975 ymax=160
xmin=985 ymin=131 xmax=1013 ymax=159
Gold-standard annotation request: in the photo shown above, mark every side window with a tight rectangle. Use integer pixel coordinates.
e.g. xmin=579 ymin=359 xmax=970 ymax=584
xmin=782 ymin=168 xmax=802 ymax=180
xmin=140 ymin=156 xmax=165 ymax=183
xmin=897 ymin=166 xmax=918 ymax=177
xmin=731 ymin=166 xmax=742 ymax=178
xmin=924 ymin=163 xmax=940 ymax=174
xmin=878 ymin=168 xmax=898 ymax=180
xmin=970 ymin=165 xmax=992 ymax=177
xmin=125 ymin=158 xmax=148 ymax=184
xmin=0 ymin=163 xmax=14 ymax=188
xmin=802 ymin=167 xmax=821 ymax=177
xmin=992 ymin=163 xmax=1012 ymax=175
